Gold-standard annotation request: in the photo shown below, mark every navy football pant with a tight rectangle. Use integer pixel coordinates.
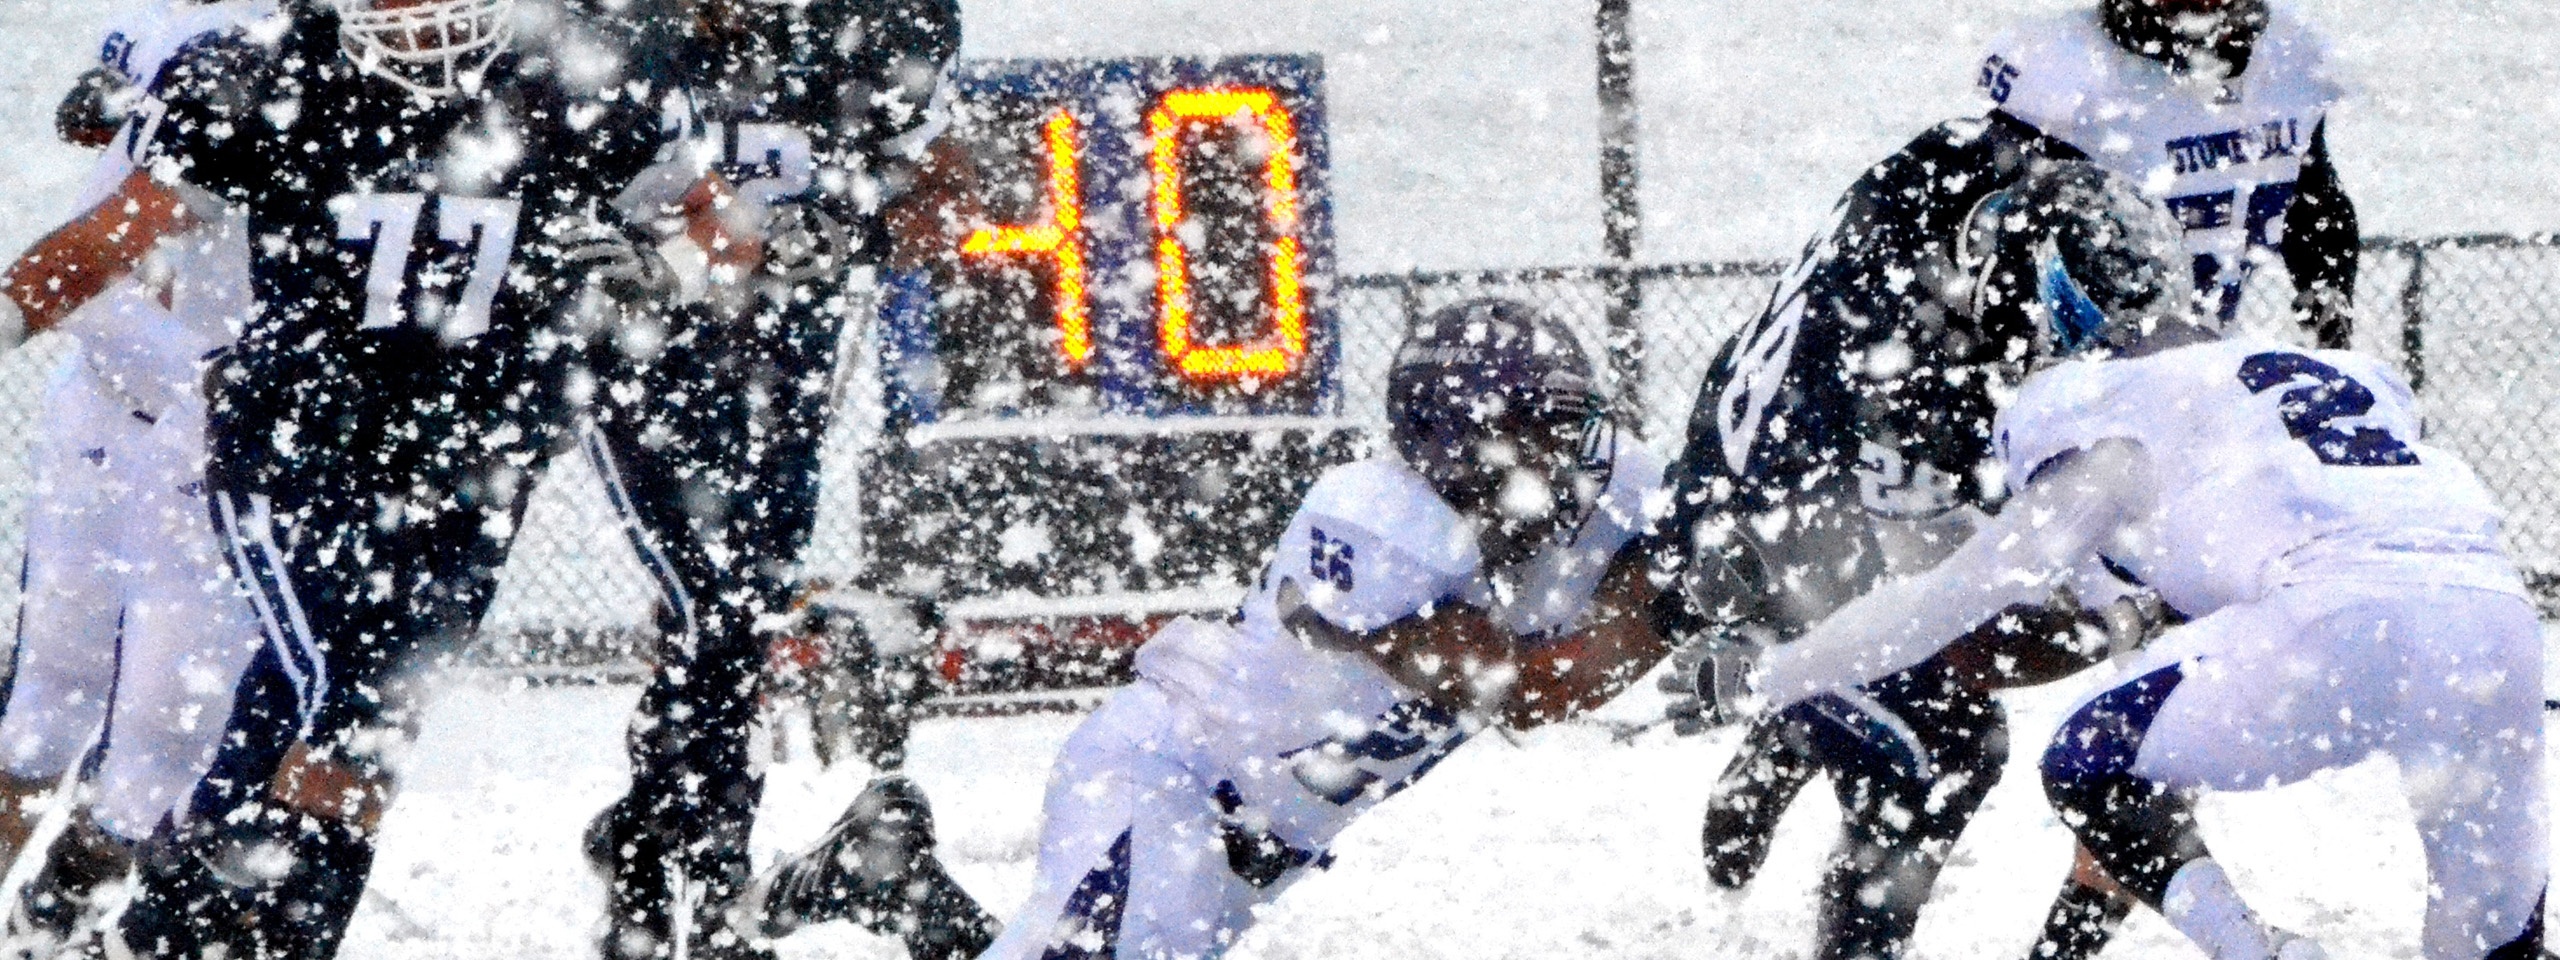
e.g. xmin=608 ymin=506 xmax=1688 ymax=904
xmin=1703 ymin=666 xmax=2008 ymax=960
xmin=581 ymin=296 xmax=843 ymax=950
xmin=116 ymin=438 xmax=540 ymax=959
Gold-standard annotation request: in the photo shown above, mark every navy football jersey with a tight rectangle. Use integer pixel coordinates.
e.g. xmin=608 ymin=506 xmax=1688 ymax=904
xmin=137 ymin=9 xmax=678 ymax=487
xmin=1653 ymin=114 xmax=2074 ymax=635
xmin=614 ymin=0 xmax=959 ymax=250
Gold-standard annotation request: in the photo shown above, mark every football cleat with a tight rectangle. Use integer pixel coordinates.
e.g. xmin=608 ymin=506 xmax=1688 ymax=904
xmin=736 ymin=777 xmax=994 ymax=960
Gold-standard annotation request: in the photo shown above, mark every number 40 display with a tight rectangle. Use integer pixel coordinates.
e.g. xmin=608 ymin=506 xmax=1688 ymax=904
xmin=944 ymin=56 xmax=1338 ymax=412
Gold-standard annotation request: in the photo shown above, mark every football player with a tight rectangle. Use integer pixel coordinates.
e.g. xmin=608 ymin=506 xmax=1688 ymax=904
xmin=1718 ymin=161 xmax=2545 ymax=960
xmin=0 ymin=1 xmax=731 ymax=956
xmin=0 ymin=2 xmax=274 ymax=952
xmin=1980 ymin=0 xmax=2359 ymax=344
xmin=1650 ymin=3 xmax=2360 ymax=956
xmin=1646 ymin=115 xmax=2134 ymax=960
xmin=562 ymin=2 xmax=963 ymax=958
xmin=712 ymin=298 xmax=1677 ymax=959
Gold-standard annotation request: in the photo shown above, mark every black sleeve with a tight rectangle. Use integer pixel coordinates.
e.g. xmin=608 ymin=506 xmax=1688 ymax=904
xmin=1828 ymin=112 xmax=2086 ymax=509
xmin=137 ymin=32 xmax=282 ymax=204
xmin=822 ymin=0 xmax=960 ymax=171
xmin=2282 ymin=120 xmax=2359 ymax=348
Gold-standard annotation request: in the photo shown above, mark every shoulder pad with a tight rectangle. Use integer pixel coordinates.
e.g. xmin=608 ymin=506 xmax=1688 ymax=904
xmin=2247 ymin=3 xmax=2346 ymax=105
xmin=1975 ymin=10 xmax=2114 ymax=144
xmin=1296 ymin=459 xmax=1478 ymax=579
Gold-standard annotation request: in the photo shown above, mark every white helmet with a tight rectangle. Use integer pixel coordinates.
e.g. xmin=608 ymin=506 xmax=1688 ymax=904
xmin=331 ymin=0 xmax=517 ymax=98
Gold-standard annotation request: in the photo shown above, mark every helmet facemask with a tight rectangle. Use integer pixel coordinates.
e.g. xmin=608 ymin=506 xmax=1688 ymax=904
xmin=1959 ymin=161 xmax=2199 ymax=366
xmin=1387 ymin=299 xmax=1613 ymax=570
xmin=333 ymin=0 xmax=517 ymax=99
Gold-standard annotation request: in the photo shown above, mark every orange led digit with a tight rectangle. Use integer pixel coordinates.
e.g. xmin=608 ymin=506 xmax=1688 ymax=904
xmin=960 ymin=109 xmax=1091 ymax=369
xmin=1147 ymin=88 xmax=1307 ymax=383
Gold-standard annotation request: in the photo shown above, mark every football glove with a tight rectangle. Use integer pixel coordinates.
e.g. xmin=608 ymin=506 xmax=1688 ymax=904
xmin=1658 ymin=628 xmax=1770 ymax=735
xmin=554 ymin=217 xmax=684 ymax=307
xmin=762 ymin=201 xmax=856 ymax=286
xmin=2046 ymin=582 xmax=2174 ymax=661
xmin=2091 ymin=587 xmax=2172 ymax=659
xmin=2295 ymin=286 xmax=2355 ymax=351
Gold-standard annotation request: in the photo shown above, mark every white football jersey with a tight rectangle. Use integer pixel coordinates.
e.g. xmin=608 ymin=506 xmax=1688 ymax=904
xmin=1978 ymin=3 xmax=2342 ymax=318
xmin=54 ymin=1 xmax=273 ymax=415
xmin=1133 ymin=434 xmax=1664 ymax=849
xmin=1996 ymin=335 xmax=2523 ymax=619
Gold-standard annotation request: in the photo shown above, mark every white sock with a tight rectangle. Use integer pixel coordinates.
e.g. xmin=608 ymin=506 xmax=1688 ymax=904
xmin=2161 ymin=859 xmax=2276 ymax=960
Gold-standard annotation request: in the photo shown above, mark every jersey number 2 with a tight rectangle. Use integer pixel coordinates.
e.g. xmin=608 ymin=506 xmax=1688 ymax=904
xmin=329 ymin=192 xmax=523 ymax=340
xmin=2236 ymin=352 xmax=2418 ymax=467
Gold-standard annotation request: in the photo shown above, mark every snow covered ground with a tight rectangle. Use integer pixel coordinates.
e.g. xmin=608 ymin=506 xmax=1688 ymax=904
xmin=340 ymin=643 xmax=2557 ymax=960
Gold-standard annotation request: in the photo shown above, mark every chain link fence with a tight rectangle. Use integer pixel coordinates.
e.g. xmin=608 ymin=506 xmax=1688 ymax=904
xmin=0 ymin=234 xmax=2551 ymax=651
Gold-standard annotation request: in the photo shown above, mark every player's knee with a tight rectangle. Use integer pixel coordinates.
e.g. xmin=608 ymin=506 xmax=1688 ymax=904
xmin=2038 ymin=664 xmax=2184 ymax=819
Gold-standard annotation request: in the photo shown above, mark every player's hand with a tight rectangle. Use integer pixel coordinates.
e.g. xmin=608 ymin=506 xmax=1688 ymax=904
xmin=2090 ymin=588 xmax=2171 ymax=659
xmin=762 ymin=201 xmax=855 ymax=284
xmin=1658 ymin=629 xmax=1767 ymax=734
xmin=556 ymin=218 xmax=678 ymax=306
xmin=2294 ymin=286 xmax=2354 ymax=350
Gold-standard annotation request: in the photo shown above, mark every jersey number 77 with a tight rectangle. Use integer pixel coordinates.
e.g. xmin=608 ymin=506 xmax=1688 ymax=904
xmin=328 ymin=192 xmax=523 ymax=341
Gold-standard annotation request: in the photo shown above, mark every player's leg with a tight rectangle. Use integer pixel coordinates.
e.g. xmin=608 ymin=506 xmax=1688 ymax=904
xmin=1682 ymin=486 xmax=1896 ymax=902
xmin=1700 ymin=709 xmax=1821 ymax=889
xmin=0 ymin=360 xmax=148 ymax=863
xmin=2019 ymin=845 xmax=2138 ymax=960
xmin=111 ymin=468 xmax=525 ymax=959
xmin=742 ymin=677 xmax=1186 ymax=960
xmin=970 ymin=681 xmax=1274 ymax=960
xmin=13 ymin=407 xmax=263 ymax=946
xmin=2381 ymin=586 xmax=2546 ymax=960
xmin=2039 ymin=594 xmax=2353 ymax=960
xmin=1799 ymin=675 xmax=2008 ymax=960
xmin=579 ymin=408 xmax=781 ymax=959
xmin=584 ymin=300 xmax=843 ymax=959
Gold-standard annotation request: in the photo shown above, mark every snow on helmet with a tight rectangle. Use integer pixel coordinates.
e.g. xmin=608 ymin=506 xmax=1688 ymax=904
xmin=1959 ymin=161 xmax=2197 ymax=363
xmin=2099 ymin=0 xmax=2269 ymax=76
xmin=332 ymin=0 xmax=516 ymax=98
xmin=1387 ymin=297 xmax=1612 ymax=567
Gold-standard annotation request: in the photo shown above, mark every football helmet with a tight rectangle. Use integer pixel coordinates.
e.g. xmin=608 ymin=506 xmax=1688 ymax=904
xmin=1386 ymin=297 xmax=1612 ymax=567
xmin=1958 ymin=161 xmax=2197 ymax=362
xmin=331 ymin=0 xmax=516 ymax=98
xmin=2099 ymin=0 xmax=2269 ymax=76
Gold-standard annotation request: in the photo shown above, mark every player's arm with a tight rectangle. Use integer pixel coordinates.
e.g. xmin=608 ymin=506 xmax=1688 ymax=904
xmin=1754 ymin=437 xmax=2154 ymax=707
xmin=1292 ymin=541 xmax=1674 ymax=729
xmin=0 ymin=167 xmax=197 ymax=351
xmin=1499 ymin=546 xmax=1672 ymax=728
xmin=2283 ymin=121 xmax=2359 ymax=349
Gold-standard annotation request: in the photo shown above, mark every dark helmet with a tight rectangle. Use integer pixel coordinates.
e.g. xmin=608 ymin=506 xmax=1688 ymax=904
xmin=1387 ymin=298 xmax=1611 ymax=566
xmin=2100 ymin=0 xmax=2270 ymax=76
xmin=1958 ymin=161 xmax=2197 ymax=362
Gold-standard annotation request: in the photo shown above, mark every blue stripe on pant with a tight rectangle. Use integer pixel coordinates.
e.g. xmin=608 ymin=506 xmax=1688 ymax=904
xmin=2039 ymin=662 xmax=2199 ymax=905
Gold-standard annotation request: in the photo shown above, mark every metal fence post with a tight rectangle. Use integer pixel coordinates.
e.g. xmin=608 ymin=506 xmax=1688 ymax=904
xmin=2400 ymin=245 xmax=2429 ymax=392
xmin=1595 ymin=0 xmax=1646 ymax=417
